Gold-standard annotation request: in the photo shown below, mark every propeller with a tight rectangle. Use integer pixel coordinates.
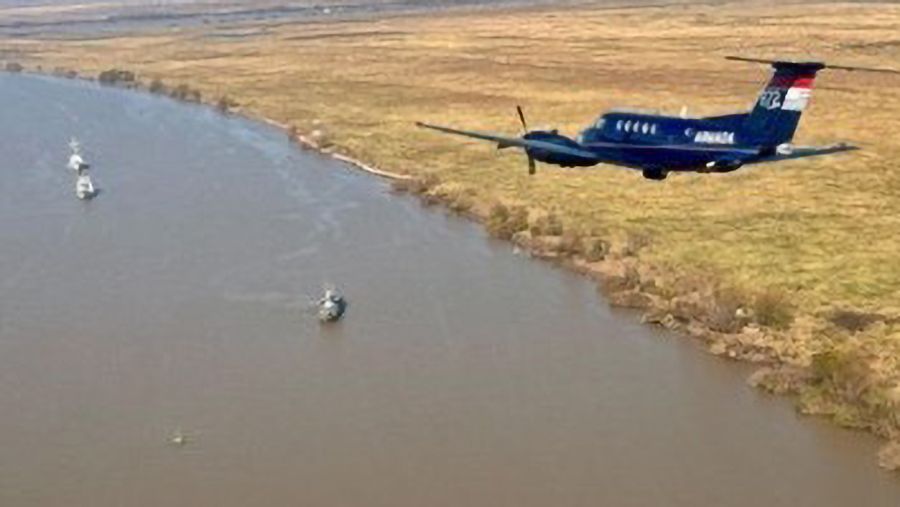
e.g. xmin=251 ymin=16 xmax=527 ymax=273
xmin=516 ymin=105 xmax=537 ymax=175
xmin=517 ymin=105 xmax=528 ymax=131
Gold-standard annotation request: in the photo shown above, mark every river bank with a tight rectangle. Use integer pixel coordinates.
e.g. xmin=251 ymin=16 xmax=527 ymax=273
xmin=4 ymin=0 xmax=899 ymax=468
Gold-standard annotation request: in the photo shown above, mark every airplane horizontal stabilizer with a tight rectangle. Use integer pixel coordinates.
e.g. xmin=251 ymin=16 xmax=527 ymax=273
xmin=750 ymin=143 xmax=859 ymax=164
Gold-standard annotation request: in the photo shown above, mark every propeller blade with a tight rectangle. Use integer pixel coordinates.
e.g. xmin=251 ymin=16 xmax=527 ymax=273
xmin=516 ymin=105 xmax=528 ymax=132
xmin=528 ymin=156 xmax=536 ymax=175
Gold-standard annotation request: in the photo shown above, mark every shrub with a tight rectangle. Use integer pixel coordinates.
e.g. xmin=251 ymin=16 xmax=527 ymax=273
xmin=810 ymin=345 xmax=879 ymax=403
xmin=148 ymin=78 xmax=167 ymax=94
xmin=4 ymin=62 xmax=23 ymax=73
xmin=216 ymin=95 xmax=237 ymax=113
xmin=583 ymin=238 xmax=610 ymax=262
xmin=530 ymin=212 xmax=564 ymax=237
xmin=170 ymin=84 xmax=187 ymax=100
xmin=828 ymin=309 xmax=883 ymax=333
xmin=486 ymin=203 xmax=528 ymax=240
xmin=707 ymin=286 xmax=747 ymax=333
xmin=414 ymin=173 xmax=441 ymax=194
xmin=446 ymin=188 xmax=475 ymax=214
xmin=879 ymin=441 xmax=900 ymax=471
xmin=392 ymin=173 xmax=441 ymax=196
xmin=167 ymin=84 xmax=201 ymax=102
xmin=97 ymin=68 xmax=136 ymax=86
xmin=752 ymin=288 xmax=795 ymax=329
xmin=390 ymin=178 xmax=411 ymax=193
xmin=556 ymin=231 xmax=584 ymax=257
xmin=622 ymin=230 xmax=652 ymax=257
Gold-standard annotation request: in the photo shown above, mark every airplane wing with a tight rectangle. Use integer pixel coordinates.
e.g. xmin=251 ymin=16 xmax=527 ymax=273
xmin=748 ymin=143 xmax=859 ymax=164
xmin=416 ymin=122 xmax=600 ymax=160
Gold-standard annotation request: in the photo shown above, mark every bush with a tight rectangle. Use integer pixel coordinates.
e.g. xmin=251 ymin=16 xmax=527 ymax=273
xmin=622 ymin=230 xmax=652 ymax=257
xmin=216 ymin=95 xmax=237 ymax=113
xmin=97 ymin=68 xmax=136 ymax=86
xmin=879 ymin=441 xmax=900 ymax=471
xmin=530 ymin=212 xmax=564 ymax=237
xmin=486 ymin=203 xmax=528 ymax=240
xmin=810 ymin=345 xmax=878 ymax=403
xmin=707 ymin=286 xmax=747 ymax=333
xmin=828 ymin=309 xmax=883 ymax=333
xmin=4 ymin=62 xmax=23 ymax=73
xmin=556 ymin=231 xmax=584 ymax=257
xmin=413 ymin=174 xmax=441 ymax=194
xmin=148 ymin=78 xmax=167 ymax=94
xmin=583 ymin=238 xmax=610 ymax=262
xmin=752 ymin=288 xmax=795 ymax=329
xmin=446 ymin=187 xmax=475 ymax=214
xmin=169 ymin=83 xmax=201 ymax=102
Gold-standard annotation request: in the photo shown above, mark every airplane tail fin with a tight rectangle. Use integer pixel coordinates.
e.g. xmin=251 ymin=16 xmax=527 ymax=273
xmin=740 ymin=60 xmax=825 ymax=147
xmin=727 ymin=56 xmax=899 ymax=147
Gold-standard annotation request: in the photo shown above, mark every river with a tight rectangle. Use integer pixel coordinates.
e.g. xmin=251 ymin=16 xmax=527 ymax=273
xmin=1 ymin=74 xmax=898 ymax=506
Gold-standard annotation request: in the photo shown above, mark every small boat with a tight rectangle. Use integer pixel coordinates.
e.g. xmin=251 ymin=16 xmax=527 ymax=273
xmin=67 ymin=138 xmax=90 ymax=173
xmin=317 ymin=289 xmax=347 ymax=323
xmin=75 ymin=172 xmax=96 ymax=200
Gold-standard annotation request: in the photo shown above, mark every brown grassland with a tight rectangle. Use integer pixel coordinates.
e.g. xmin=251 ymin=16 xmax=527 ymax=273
xmin=3 ymin=0 xmax=900 ymax=466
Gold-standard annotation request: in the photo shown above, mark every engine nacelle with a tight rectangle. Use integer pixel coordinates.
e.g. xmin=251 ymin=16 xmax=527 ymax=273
xmin=523 ymin=130 xmax=597 ymax=167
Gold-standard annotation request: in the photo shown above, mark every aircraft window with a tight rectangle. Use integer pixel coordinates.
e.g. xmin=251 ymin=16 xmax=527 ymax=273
xmin=595 ymin=119 xmax=606 ymax=129
xmin=651 ymin=124 xmax=658 ymax=135
xmin=642 ymin=123 xmax=649 ymax=134
xmin=616 ymin=120 xmax=623 ymax=131
xmin=624 ymin=120 xmax=632 ymax=132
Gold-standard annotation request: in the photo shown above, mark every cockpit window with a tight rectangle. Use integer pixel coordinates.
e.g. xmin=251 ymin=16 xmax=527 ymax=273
xmin=595 ymin=118 xmax=606 ymax=129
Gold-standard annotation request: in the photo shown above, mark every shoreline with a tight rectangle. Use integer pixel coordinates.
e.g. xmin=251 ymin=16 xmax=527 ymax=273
xmin=4 ymin=58 xmax=899 ymax=469
xmin=256 ymin=116 xmax=412 ymax=181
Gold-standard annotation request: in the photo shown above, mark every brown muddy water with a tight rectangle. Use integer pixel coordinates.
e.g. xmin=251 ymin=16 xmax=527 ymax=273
xmin=1 ymin=74 xmax=899 ymax=506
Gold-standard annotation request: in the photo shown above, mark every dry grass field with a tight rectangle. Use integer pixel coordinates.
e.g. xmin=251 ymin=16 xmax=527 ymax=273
xmin=3 ymin=1 xmax=900 ymax=464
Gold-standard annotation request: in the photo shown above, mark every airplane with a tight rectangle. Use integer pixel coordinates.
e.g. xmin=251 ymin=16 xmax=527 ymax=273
xmin=417 ymin=57 xmax=899 ymax=180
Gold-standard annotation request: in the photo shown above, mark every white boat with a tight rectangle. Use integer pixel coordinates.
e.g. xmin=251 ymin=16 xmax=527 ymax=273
xmin=67 ymin=138 xmax=90 ymax=173
xmin=317 ymin=289 xmax=347 ymax=322
xmin=75 ymin=173 xmax=96 ymax=200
